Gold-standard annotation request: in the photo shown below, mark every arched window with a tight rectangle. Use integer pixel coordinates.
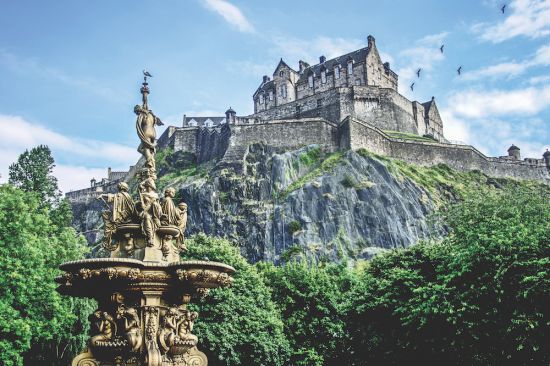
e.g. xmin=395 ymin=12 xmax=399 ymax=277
xmin=279 ymin=70 xmax=284 ymax=77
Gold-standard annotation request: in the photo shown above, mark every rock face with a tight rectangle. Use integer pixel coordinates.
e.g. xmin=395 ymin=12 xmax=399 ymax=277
xmin=70 ymin=144 xmax=441 ymax=262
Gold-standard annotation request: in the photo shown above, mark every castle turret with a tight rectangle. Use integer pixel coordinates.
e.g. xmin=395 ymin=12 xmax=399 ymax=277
xmin=225 ymin=107 xmax=236 ymax=124
xmin=508 ymin=144 xmax=521 ymax=160
xmin=90 ymin=178 xmax=96 ymax=187
xmin=543 ymin=149 xmax=550 ymax=167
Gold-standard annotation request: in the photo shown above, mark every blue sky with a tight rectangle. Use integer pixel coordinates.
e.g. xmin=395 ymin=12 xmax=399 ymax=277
xmin=1 ymin=0 xmax=549 ymax=192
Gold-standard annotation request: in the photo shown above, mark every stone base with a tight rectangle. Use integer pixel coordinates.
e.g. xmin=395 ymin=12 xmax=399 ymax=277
xmin=72 ymin=347 xmax=207 ymax=366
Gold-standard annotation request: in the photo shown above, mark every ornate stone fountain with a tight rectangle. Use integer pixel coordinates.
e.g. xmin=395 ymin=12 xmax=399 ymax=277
xmin=56 ymin=73 xmax=235 ymax=366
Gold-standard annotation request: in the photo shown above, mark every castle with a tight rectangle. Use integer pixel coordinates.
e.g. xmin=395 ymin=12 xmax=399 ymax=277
xmin=66 ymin=35 xmax=550 ymax=202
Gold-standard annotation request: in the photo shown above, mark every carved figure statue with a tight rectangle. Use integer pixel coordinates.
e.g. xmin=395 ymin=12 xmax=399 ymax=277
xmin=134 ymin=104 xmax=163 ymax=171
xmin=161 ymin=187 xmax=178 ymax=225
xmin=159 ymin=307 xmax=179 ymax=353
xmin=176 ymin=202 xmax=188 ymax=251
xmin=177 ymin=309 xmax=198 ymax=338
xmin=89 ymin=311 xmax=117 ymax=346
xmin=161 ymin=235 xmax=173 ymax=259
xmin=137 ymin=178 xmax=162 ymax=247
xmin=119 ymin=307 xmax=142 ymax=352
xmin=123 ymin=233 xmax=135 ymax=255
xmin=98 ymin=182 xmax=135 ymax=251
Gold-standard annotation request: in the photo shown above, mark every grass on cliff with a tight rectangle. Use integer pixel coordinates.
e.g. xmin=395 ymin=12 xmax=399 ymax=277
xmin=278 ymin=151 xmax=344 ymax=199
xmin=356 ymin=148 xmax=548 ymax=205
xmin=383 ymin=130 xmax=437 ymax=142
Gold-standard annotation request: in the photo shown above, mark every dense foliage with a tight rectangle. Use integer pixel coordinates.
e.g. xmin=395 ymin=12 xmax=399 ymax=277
xmin=345 ymin=185 xmax=550 ymax=365
xmin=0 ymin=185 xmax=93 ymax=366
xmin=8 ymin=145 xmax=60 ymax=206
xmin=184 ymin=234 xmax=290 ymax=366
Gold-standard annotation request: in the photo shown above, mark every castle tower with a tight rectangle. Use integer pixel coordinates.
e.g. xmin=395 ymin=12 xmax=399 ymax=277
xmin=508 ymin=144 xmax=521 ymax=160
xmin=543 ymin=149 xmax=550 ymax=168
xmin=225 ymin=107 xmax=236 ymax=124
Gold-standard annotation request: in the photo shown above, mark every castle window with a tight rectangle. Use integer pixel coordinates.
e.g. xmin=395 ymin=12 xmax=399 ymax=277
xmin=269 ymin=91 xmax=273 ymax=101
xmin=347 ymin=61 xmax=353 ymax=75
xmin=355 ymin=79 xmax=361 ymax=86
xmin=321 ymin=70 xmax=326 ymax=84
xmin=334 ymin=66 xmax=340 ymax=79
xmin=259 ymin=94 xmax=264 ymax=104
xmin=317 ymin=99 xmax=322 ymax=108
xmin=279 ymin=70 xmax=284 ymax=77
xmin=296 ymin=105 xmax=301 ymax=118
xmin=280 ymin=84 xmax=287 ymax=98
xmin=308 ymin=74 xmax=314 ymax=88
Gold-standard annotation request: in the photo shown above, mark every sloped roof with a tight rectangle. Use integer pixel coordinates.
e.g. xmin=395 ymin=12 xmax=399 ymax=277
xmin=296 ymin=46 xmax=371 ymax=84
xmin=253 ymin=80 xmax=275 ymax=97
xmin=185 ymin=116 xmax=226 ymax=127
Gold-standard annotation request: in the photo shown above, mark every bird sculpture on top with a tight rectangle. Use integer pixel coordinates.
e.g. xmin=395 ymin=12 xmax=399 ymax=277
xmin=143 ymin=69 xmax=153 ymax=83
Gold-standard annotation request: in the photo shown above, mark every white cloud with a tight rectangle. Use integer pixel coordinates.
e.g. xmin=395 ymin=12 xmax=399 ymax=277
xmin=473 ymin=0 xmax=550 ymax=43
xmin=461 ymin=43 xmax=550 ymax=81
xmin=440 ymin=110 xmax=471 ymax=144
xmin=396 ymin=32 xmax=448 ymax=98
xmin=529 ymin=74 xmax=550 ymax=84
xmin=202 ymin=0 xmax=255 ymax=33
xmin=0 ymin=49 xmax=126 ymax=101
xmin=447 ymin=85 xmax=550 ymax=118
xmin=54 ymin=165 xmax=109 ymax=194
xmin=0 ymin=114 xmax=138 ymax=193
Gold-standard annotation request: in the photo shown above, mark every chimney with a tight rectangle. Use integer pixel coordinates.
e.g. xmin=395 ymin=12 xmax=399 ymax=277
xmin=319 ymin=55 xmax=326 ymax=64
xmin=183 ymin=114 xmax=187 ymax=126
xmin=367 ymin=35 xmax=375 ymax=47
xmin=543 ymin=149 xmax=550 ymax=167
xmin=299 ymin=60 xmax=310 ymax=74
xmin=263 ymin=75 xmax=269 ymax=83
xmin=107 ymin=167 xmax=112 ymax=179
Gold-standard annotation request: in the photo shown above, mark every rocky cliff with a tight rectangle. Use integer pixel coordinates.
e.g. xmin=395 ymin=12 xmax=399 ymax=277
xmin=71 ymin=144 xmax=495 ymax=262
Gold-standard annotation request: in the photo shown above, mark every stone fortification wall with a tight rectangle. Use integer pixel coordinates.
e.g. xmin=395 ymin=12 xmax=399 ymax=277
xmin=251 ymin=86 xmax=420 ymax=135
xmin=345 ymin=118 xmax=550 ymax=183
xmin=252 ymin=88 xmax=343 ymax=124
xmin=221 ymin=119 xmax=339 ymax=167
xmin=352 ymin=87 xmax=418 ymax=134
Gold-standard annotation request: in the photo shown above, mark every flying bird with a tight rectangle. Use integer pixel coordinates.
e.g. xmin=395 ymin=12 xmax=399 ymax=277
xmin=416 ymin=68 xmax=422 ymax=78
xmin=410 ymin=82 xmax=415 ymax=91
xmin=457 ymin=66 xmax=462 ymax=75
xmin=143 ymin=69 xmax=153 ymax=78
xmin=440 ymin=44 xmax=445 ymax=53
xmin=501 ymin=4 xmax=506 ymax=13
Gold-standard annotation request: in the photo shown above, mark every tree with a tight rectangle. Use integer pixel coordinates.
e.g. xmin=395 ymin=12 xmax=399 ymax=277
xmin=8 ymin=145 xmax=60 ymax=206
xmin=345 ymin=185 xmax=550 ymax=365
xmin=257 ymin=261 xmax=356 ymax=366
xmin=183 ymin=234 xmax=290 ymax=366
xmin=0 ymin=184 xmax=94 ymax=366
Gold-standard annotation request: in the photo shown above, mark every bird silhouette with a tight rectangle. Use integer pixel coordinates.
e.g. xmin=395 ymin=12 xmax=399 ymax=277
xmin=410 ymin=82 xmax=415 ymax=91
xmin=440 ymin=44 xmax=445 ymax=53
xmin=457 ymin=66 xmax=462 ymax=75
xmin=501 ymin=4 xmax=506 ymax=13
xmin=143 ymin=69 xmax=153 ymax=78
xmin=416 ymin=68 xmax=422 ymax=78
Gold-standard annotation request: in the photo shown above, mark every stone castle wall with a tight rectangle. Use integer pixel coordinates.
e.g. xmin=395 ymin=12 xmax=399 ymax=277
xmin=251 ymin=86 xmax=421 ymax=135
xmin=344 ymin=118 xmax=550 ymax=183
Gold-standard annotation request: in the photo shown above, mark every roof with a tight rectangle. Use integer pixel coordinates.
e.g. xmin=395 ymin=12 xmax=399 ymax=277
xmin=421 ymin=97 xmax=438 ymax=118
xmin=508 ymin=144 xmax=520 ymax=151
xmin=253 ymin=79 xmax=275 ymax=97
xmin=184 ymin=116 xmax=226 ymax=127
xmin=296 ymin=46 xmax=371 ymax=84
